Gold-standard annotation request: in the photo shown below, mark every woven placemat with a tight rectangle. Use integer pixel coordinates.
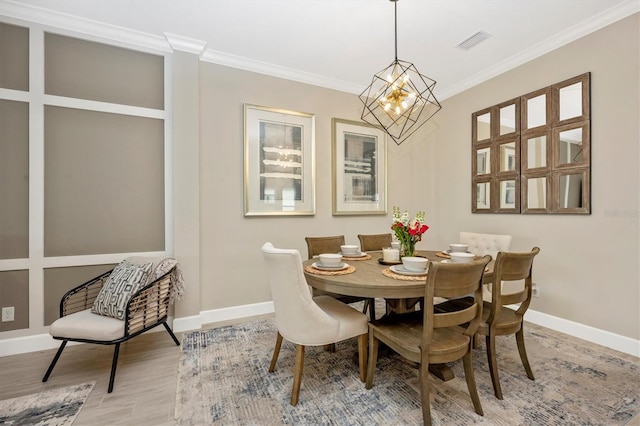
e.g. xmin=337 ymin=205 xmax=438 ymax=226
xmin=342 ymin=254 xmax=372 ymax=261
xmin=382 ymin=267 xmax=428 ymax=281
xmin=436 ymin=252 xmax=450 ymax=259
xmin=304 ymin=264 xmax=356 ymax=276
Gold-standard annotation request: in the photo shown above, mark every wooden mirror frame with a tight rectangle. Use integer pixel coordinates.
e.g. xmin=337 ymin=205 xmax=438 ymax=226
xmin=472 ymin=72 xmax=590 ymax=214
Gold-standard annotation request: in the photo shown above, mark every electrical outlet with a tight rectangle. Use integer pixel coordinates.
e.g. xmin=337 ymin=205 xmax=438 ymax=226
xmin=2 ymin=306 xmax=15 ymax=322
xmin=532 ymin=283 xmax=540 ymax=298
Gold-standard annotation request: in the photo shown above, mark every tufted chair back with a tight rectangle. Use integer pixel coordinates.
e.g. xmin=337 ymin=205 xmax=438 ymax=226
xmin=459 ymin=232 xmax=512 ymax=258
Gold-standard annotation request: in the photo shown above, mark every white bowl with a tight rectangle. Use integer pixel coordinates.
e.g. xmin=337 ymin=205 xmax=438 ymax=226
xmin=340 ymin=244 xmax=359 ymax=255
xmin=449 ymin=243 xmax=469 ymax=253
xmin=318 ymin=253 xmax=342 ymax=267
xmin=402 ymin=256 xmax=429 ymax=272
xmin=449 ymin=252 xmax=475 ymax=263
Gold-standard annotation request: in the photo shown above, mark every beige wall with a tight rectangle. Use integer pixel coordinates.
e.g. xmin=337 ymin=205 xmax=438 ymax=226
xmin=193 ymin=14 xmax=638 ymax=340
xmin=432 ymin=13 xmax=639 ymax=339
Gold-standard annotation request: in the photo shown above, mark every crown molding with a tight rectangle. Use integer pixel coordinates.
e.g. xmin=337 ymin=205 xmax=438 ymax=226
xmin=1 ymin=0 xmax=637 ymax=98
xmin=164 ymin=32 xmax=207 ymax=55
xmin=440 ymin=0 xmax=640 ymax=100
xmin=200 ymin=48 xmax=364 ymax=94
xmin=0 ymin=0 xmax=171 ymax=53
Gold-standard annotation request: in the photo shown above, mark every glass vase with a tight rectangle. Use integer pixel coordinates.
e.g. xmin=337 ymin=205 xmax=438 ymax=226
xmin=401 ymin=241 xmax=416 ymax=258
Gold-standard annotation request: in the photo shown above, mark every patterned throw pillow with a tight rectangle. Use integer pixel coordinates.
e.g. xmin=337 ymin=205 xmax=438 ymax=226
xmin=91 ymin=260 xmax=153 ymax=320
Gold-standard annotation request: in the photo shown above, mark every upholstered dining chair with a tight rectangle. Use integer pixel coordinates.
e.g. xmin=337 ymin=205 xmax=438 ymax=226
xmin=365 ymin=255 xmax=492 ymax=425
xmin=261 ymin=242 xmax=369 ymax=406
xmin=42 ymin=257 xmax=183 ymax=393
xmin=357 ymin=233 xmax=392 ymax=252
xmin=459 ymin=231 xmax=512 ymax=258
xmin=305 ymin=235 xmax=375 ymax=321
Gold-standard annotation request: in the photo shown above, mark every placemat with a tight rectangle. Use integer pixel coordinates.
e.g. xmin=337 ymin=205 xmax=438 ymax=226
xmin=304 ymin=264 xmax=356 ymax=276
xmin=382 ymin=267 xmax=427 ymax=281
xmin=342 ymin=254 xmax=372 ymax=261
xmin=436 ymin=252 xmax=450 ymax=259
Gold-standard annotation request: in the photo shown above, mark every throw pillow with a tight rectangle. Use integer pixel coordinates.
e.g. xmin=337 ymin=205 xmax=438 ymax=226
xmin=91 ymin=260 xmax=153 ymax=320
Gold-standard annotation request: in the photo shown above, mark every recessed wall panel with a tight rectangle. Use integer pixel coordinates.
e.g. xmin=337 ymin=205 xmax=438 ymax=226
xmin=44 ymin=106 xmax=165 ymax=256
xmin=43 ymin=264 xmax=116 ymax=326
xmin=0 ymin=100 xmax=29 ymax=259
xmin=0 ymin=270 xmax=29 ymax=331
xmin=0 ymin=23 xmax=29 ymax=91
xmin=45 ymin=33 xmax=164 ymax=109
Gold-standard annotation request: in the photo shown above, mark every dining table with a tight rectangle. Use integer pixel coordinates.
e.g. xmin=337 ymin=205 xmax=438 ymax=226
xmin=303 ymin=249 xmax=495 ymax=381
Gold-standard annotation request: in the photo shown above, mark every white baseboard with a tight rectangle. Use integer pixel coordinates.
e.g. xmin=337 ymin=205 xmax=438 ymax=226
xmin=524 ymin=309 xmax=639 ymax=357
xmin=1 ymin=303 xmax=637 ymax=358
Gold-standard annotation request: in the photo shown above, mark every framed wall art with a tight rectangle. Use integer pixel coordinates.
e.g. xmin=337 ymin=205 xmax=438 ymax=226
xmin=331 ymin=118 xmax=387 ymax=215
xmin=244 ymin=104 xmax=315 ymax=216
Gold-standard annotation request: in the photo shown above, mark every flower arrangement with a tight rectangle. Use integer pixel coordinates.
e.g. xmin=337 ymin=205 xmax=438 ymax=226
xmin=391 ymin=206 xmax=429 ymax=257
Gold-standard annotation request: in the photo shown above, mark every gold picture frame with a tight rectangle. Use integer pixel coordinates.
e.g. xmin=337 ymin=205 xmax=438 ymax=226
xmin=244 ymin=104 xmax=315 ymax=216
xmin=332 ymin=118 xmax=387 ymax=216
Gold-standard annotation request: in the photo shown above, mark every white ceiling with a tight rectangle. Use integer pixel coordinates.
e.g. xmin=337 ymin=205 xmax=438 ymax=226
xmin=3 ymin=0 xmax=639 ymax=99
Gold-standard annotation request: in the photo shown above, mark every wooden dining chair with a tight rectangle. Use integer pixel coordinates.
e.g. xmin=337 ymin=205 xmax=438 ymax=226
xmin=436 ymin=247 xmax=541 ymax=400
xmin=357 ymin=233 xmax=393 ymax=316
xmin=305 ymin=235 xmax=375 ymax=321
xmin=365 ymin=255 xmax=491 ymax=425
xmin=261 ymin=243 xmax=368 ymax=406
xmin=479 ymin=247 xmax=540 ymax=399
xmin=357 ymin=233 xmax=392 ymax=252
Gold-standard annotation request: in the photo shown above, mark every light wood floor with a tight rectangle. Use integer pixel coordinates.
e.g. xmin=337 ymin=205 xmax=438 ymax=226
xmin=1 ymin=315 xmax=638 ymax=426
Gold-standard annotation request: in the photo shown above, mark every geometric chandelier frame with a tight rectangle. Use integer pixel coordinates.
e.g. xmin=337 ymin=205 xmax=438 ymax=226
xmin=359 ymin=0 xmax=442 ymax=145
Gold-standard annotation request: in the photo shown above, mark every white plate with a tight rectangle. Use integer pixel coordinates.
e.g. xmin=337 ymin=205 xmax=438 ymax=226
xmin=340 ymin=251 xmax=367 ymax=257
xmin=312 ymin=262 xmax=349 ymax=271
xmin=440 ymin=259 xmax=451 ymax=264
xmin=390 ymin=265 xmax=428 ymax=276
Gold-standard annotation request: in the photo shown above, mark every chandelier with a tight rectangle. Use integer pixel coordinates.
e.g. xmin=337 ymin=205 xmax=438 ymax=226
xmin=359 ymin=0 xmax=441 ymax=145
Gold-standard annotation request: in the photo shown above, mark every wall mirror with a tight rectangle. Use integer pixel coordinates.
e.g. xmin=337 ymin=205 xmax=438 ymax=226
xmin=472 ymin=73 xmax=590 ymax=214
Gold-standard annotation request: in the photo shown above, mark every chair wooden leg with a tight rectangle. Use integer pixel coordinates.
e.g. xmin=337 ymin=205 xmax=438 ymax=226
xmin=162 ymin=322 xmax=181 ymax=346
xmin=485 ymin=334 xmax=503 ymax=399
xmin=419 ymin=351 xmax=432 ymax=426
xmin=365 ymin=330 xmax=378 ymax=389
xmin=291 ymin=345 xmax=305 ymax=406
xmin=357 ymin=333 xmax=367 ymax=382
xmin=462 ymin=351 xmax=484 ymax=416
xmin=472 ymin=333 xmax=480 ymax=349
xmin=269 ymin=332 xmax=283 ymax=373
xmin=107 ymin=343 xmax=121 ymax=393
xmin=516 ymin=327 xmax=535 ymax=380
xmin=324 ymin=343 xmax=336 ymax=352
xmin=42 ymin=340 xmax=68 ymax=382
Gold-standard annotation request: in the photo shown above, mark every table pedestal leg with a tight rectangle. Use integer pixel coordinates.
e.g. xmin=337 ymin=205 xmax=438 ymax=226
xmin=429 ymin=364 xmax=455 ymax=381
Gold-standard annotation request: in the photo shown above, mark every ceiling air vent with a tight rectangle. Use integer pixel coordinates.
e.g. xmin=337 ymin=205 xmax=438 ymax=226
xmin=456 ymin=31 xmax=492 ymax=50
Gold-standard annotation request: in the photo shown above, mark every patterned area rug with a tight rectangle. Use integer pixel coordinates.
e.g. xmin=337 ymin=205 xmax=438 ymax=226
xmin=175 ymin=318 xmax=639 ymax=425
xmin=0 ymin=382 xmax=94 ymax=426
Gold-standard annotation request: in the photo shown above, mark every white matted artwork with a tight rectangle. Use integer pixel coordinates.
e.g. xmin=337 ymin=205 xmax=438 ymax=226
xmin=332 ymin=118 xmax=386 ymax=215
xmin=244 ymin=104 xmax=315 ymax=216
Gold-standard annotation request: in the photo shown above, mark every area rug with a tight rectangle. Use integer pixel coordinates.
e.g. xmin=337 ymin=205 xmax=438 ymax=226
xmin=0 ymin=382 xmax=94 ymax=426
xmin=175 ymin=318 xmax=639 ymax=425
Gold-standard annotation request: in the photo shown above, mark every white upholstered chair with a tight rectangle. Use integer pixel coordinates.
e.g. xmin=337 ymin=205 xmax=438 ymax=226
xmin=43 ymin=257 xmax=183 ymax=393
xmin=459 ymin=232 xmax=512 ymax=258
xmin=261 ymin=242 xmax=368 ymax=406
